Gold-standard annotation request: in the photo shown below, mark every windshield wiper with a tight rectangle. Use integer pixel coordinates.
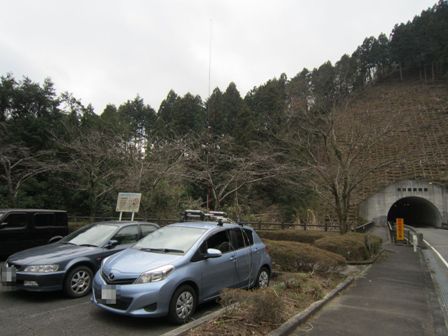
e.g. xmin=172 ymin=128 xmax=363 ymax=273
xmin=79 ymin=243 xmax=98 ymax=247
xmin=139 ymin=247 xmax=184 ymax=254
xmin=61 ymin=242 xmax=76 ymax=245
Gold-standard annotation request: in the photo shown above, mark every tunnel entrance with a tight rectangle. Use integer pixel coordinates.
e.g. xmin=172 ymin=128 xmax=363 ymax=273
xmin=387 ymin=196 xmax=442 ymax=227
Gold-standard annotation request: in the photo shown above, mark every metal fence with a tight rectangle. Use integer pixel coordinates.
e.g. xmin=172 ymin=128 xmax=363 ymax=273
xmin=68 ymin=216 xmax=344 ymax=232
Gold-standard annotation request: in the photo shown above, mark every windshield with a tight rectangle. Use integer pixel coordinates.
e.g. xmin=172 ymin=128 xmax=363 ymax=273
xmin=60 ymin=224 xmax=118 ymax=247
xmin=134 ymin=226 xmax=206 ymax=254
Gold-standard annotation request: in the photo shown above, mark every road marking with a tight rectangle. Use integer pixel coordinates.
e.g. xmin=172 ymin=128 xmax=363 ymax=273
xmin=28 ymin=301 xmax=90 ymax=318
xmin=424 ymin=239 xmax=448 ymax=269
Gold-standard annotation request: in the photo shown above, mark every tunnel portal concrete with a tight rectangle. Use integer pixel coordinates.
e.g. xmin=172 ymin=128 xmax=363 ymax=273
xmin=359 ymin=180 xmax=448 ymax=227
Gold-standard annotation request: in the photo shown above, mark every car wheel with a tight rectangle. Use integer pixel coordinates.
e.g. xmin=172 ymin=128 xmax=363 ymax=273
xmin=168 ymin=284 xmax=197 ymax=324
xmin=64 ymin=265 xmax=93 ymax=298
xmin=256 ymin=267 xmax=270 ymax=288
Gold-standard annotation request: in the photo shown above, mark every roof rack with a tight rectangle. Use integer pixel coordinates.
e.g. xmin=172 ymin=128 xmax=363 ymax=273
xmin=181 ymin=209 xmax=235 ymax=225
xmin=182 ymin=210 xmax=205 ymax=222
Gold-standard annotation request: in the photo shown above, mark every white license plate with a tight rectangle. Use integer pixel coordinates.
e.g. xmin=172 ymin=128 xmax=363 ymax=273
xmin=101 ymin=285 xmax=116 ymax=304
xmin=1 ymin=264 xmax=16 ymax=284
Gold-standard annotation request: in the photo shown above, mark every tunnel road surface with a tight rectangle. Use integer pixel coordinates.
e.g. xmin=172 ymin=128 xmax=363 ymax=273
xmin=0 ymin=274 xmax=218 ymax=336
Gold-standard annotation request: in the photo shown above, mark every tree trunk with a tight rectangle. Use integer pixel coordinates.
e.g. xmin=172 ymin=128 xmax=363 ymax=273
xmin=431 ymin=62 xmax=435 ymax=81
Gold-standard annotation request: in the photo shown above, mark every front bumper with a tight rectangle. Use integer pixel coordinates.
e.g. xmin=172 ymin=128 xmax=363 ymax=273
xmin=91 ymin=271 xmax=174 ymax=317
xmin=1 ymin=270 xmax=65 ymax=292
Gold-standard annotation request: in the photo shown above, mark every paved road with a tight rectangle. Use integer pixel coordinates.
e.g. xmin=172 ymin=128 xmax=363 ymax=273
xmin=293 ymin=238 xmax=446 ymax=336
xmin=414 ymin=228 xmax=448 ymax=320
xmin=416 ymin=228 xmax=448 ymax=262
xmin=0 ymin=272 xmax=217 ymax=336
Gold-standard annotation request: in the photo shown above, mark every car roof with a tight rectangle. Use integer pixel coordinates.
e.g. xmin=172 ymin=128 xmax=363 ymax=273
xmin=0 ymin=209 xmax=67 ymax=213
xmin=168 ymin=221 xmax=251 ymax=231
xmin=92 ymin=220 xmax=159 ymax=227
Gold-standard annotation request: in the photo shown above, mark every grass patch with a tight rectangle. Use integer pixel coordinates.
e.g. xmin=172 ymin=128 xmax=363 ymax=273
xmin=265 ymin=239 xmax=346 ymax=273
xmin=258 ymin=230 xmax=335 ymax=244
xmin=314 ymin=233 xmax=382 ymax=262
xmin=187 ymin=272 xmax=344 ymax=336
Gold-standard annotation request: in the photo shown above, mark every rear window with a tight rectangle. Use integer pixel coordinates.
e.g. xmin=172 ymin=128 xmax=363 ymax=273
xmin=229 ymin=228 xmax=246 ymax=249
xmin=34 ymin=213 xmax=55 ymax=227
xmin=243 ymin=229 xmax=254 ymax=246
xmin=55 ymin=212 xmax=67 ymax=226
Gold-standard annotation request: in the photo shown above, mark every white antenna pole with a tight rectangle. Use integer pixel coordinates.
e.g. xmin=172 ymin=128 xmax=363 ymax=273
xmin=208 ymin=19 xmax=213 ymax=98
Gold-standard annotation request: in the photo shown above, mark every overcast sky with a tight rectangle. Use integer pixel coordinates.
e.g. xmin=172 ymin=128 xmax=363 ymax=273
xmin=0 ymin=0 xmax=437 ymax=113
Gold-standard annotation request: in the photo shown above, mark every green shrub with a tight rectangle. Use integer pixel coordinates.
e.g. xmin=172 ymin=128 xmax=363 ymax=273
xmin=264 ymin=239 xmax=346 ymax=273
xmin=314 ymin=233 xmax=382 ymax=261
xmin=258 ymin=230 xmax=335 ymax=244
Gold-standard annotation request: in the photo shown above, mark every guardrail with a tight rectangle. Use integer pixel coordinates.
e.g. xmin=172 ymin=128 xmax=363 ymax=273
xmin=352 ymin=221 xmax=375 ymax=233
xmin=386 ymin=221 xmax=424 ymax=249
xmin=68 ymin=216 xmax=341 ymax=232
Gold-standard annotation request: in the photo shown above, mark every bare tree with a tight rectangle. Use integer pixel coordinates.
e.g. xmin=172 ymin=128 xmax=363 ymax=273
xmin=0 ymin=143 xmax=55 ymax=207
xmin=60 ymin=127 xmax=128 ymax=219
xmin=0 ymin=122 xmax=57 ymax=206
xmin=121 ymin=139 xmax=189 ymax=193
xmin=282 ymin=104 xmax=394 ymax=233
xmin=187 ymin=135 xmax=283 ymax=211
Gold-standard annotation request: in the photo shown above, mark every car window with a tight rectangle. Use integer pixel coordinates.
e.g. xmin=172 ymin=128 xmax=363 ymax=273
xmin=34 ymin=213 xmax=54 ymax=227
xmin=141 ymin=224 xmax=157 ymax=238
xmin=206 ymin=230 xmax=233 ymax=253
xmin=229 ymin=228 xmax=246 ymax=250
xmin=55 ymin=212 xmax=67 ymax=226
xmin=112 ymin=225 xmax=139 ymax=245
xmin=243 ymin=229 xmax=254 ymax=246
xmin=135 ymin=226 xmax=206 ymax=254
xmin=61 ymin=224 xmax=118 ymax=247
xmin=1 ymin=214 xmax=28 ymax=229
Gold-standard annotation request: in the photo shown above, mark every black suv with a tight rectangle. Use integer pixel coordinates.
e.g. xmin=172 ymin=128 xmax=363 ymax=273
xmin=0 ymin=209 xmax=68 ymax=257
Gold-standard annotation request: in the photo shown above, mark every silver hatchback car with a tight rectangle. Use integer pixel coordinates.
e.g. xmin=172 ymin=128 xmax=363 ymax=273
xmin=91 ymin=221 xmax=272 ymax=323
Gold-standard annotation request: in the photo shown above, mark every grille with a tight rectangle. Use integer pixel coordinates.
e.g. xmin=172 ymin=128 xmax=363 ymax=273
xmin=105 ymin=297 xmax=133 ymax=311
xmin=101 ymin=270 xmax=136 ymax=285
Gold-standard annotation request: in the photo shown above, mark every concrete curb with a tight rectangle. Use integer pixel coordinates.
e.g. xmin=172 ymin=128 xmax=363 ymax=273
xmin=160 ymin=304 xmax=236 ymax=336
xmin=346 ymin=248 xmax=385 ymax=265
xmin=267 ymin=276 xmax=354 ymax=336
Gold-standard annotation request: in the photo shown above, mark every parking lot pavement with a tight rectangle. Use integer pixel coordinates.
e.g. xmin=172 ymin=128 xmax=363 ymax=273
xmin=0 ymin=271 xmax=218 ymax=336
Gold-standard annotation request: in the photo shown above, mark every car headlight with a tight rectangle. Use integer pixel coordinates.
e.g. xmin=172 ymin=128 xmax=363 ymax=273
xmin=24 ymin=264 xmax=59 ymax=273
xmin=134 ymin=265 xmax=174 ymax=284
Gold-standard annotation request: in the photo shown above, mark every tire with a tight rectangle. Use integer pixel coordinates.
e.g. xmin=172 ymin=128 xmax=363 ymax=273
xmin=255 ymin=267 xmax=270 ymax=288
xmin=168 ymin=284 xmax=197 ymax=324
xmin=63 ymin=265 xmax=93 ymax=298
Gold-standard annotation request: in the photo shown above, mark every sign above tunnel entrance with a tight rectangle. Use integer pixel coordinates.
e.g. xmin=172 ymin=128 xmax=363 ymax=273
xmin=396 ymin=218 xmax=405 ymax=241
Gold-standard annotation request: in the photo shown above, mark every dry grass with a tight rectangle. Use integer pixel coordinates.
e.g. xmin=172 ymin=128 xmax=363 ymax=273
xmin=187 ymin=272 xmax=343 ymax=336
xmin=258 ymin=230 xmax=335 ymax=244
xmin=314 ymin=233 xmax=382 ymax=262
xmin=265 ymin=239 xmax=346 ymax=273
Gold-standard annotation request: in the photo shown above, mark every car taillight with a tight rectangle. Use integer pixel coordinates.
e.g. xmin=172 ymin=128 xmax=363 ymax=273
xmin=264 ymin=245 xmax=270 ymax=254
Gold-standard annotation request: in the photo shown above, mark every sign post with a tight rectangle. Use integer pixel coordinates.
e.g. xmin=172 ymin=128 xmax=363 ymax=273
xmin=116 ymin=192 xmax=142 ymax=221
xmin=396 ymin=217 xmax=405 ymax=242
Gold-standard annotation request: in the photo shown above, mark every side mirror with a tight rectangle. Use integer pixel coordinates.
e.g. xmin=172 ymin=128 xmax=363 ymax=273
xmin=105 ymin=239 xmax=119 ymax=249
xmin=0 ymin=222 xmax=7 ymax=229
xmin=206 ymin=248 xmax=222 ymax=259
xmin=48 ymin=236 xmax=63 ymax=244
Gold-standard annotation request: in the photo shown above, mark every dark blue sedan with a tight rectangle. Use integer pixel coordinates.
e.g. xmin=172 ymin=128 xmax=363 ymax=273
xmin=1 ymin=221 xmax=159 ymax=298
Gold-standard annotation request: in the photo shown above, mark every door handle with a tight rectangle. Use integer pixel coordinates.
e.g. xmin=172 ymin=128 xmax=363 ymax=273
xmin=229 ymin=256 xmax=236 ymax=261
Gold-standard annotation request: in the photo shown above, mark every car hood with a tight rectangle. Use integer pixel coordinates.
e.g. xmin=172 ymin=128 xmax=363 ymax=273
xmin=103 ymin=248 xmax=183 ymax=278
xmin=8 ymin=243 xmax=100 ymax=265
